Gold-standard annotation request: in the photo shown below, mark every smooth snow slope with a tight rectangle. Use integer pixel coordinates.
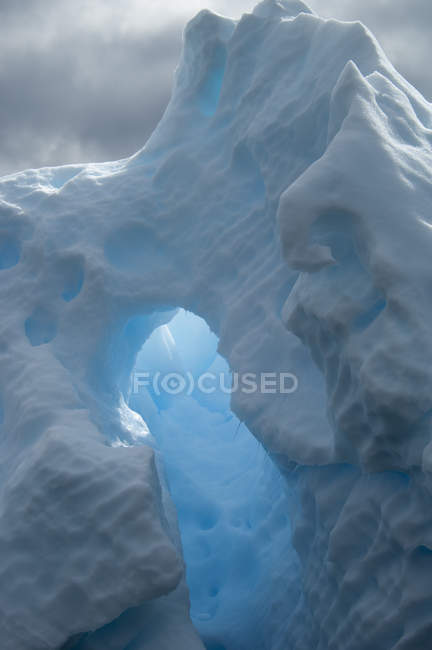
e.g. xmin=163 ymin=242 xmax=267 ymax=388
xmin=0 ymin=0 xmax=432 ymax=647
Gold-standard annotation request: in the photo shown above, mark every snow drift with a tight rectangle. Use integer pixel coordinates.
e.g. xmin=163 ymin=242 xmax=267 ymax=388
xmin=1 ymin=0 xmax=432 ymax=647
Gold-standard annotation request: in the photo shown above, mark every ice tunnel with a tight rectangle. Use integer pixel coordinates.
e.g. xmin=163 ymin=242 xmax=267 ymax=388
xmin=128 ymin=310 xmax=300 ymax=650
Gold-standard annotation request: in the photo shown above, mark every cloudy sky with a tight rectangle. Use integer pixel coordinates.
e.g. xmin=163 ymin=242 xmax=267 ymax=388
xmin=0 ymin=0 xmax=430 ymax=176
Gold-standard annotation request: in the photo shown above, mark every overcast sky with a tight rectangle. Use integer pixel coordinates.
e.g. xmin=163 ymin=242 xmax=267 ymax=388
xmin=0 ymin=0 xmax=430 ymax=176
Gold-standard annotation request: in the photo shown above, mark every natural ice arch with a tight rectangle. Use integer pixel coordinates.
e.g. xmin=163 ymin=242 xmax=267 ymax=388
xmin=128 ymin=310 xmax=301 ymax=650
xmin=2 ymin=2 xmax=432 ymax=648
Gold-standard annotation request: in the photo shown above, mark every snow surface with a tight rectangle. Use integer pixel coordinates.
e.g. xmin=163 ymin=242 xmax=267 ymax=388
xmin=0 ymin=0 xmax=432 ymax=647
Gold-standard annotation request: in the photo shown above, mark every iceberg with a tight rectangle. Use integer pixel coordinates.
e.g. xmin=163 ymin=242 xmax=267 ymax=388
xmin=1 ymin=0 xmax=432 ymax=647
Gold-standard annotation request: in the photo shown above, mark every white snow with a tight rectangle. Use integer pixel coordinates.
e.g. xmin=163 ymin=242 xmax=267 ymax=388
xmin=0 ymin=0 xmax=432 ymax=648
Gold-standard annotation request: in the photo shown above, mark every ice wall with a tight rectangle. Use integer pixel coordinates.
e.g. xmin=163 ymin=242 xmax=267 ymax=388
xmin=0 ymin=0 xmax=432 ymax=647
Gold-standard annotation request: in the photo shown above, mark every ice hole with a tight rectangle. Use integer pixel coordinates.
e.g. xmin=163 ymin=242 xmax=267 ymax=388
xmin=129 ymin=309 xmax=300 ymax=650
xmin=197 ymin=41 xmax=227 ymax=117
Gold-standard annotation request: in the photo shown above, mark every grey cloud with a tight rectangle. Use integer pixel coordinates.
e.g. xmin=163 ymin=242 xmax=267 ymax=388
xmin=0 ymin=3 xmax=183 ymax=175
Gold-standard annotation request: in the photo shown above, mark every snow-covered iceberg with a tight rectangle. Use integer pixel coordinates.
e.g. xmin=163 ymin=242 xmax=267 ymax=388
xmin=1 ymin=0 xmax=432 ymax=647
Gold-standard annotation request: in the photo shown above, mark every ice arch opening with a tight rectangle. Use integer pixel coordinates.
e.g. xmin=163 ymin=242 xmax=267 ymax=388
xmin=127 ymin=309 xmax=300 ymax=650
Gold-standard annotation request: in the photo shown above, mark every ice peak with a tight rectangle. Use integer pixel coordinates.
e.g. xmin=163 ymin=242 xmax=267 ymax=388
xmin=253 ymin=0 xmax=314 ymax=19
